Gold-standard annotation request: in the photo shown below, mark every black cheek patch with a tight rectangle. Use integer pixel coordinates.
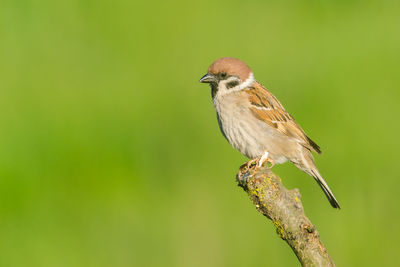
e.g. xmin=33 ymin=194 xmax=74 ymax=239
xmin=226 ymin=80 xmax=239 ymax=89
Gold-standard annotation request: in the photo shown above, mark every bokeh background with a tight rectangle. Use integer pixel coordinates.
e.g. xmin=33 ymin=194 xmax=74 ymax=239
xmin=1 ymin=0 xmax=399 ymax=266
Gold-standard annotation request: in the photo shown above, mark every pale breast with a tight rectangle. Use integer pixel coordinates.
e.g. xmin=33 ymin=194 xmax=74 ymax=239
xmin=213 ymin=91 xmax=292 ymax=163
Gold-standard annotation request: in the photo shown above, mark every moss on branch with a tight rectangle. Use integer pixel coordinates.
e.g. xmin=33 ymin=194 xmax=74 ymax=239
xmin=236 ymin=164 xmax=335 ymax=267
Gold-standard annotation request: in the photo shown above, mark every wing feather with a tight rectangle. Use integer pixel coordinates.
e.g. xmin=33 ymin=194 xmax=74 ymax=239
xmin=246 ymin=83 xmax=321 ymax=154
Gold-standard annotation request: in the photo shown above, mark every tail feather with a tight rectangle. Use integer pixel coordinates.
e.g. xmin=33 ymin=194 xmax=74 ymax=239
xmin=294 ymin=149 xmax=340 ymax=209
xmin=311 ymin=169 xmax=341 ymax=209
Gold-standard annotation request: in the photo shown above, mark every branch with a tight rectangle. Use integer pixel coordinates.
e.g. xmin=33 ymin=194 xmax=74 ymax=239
xmin=236 ymin=164 xmax=335 ymax=267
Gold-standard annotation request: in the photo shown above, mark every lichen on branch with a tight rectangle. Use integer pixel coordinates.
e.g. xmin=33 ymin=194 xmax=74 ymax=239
xmin=236 ymin=164 xmax=335 ymax=267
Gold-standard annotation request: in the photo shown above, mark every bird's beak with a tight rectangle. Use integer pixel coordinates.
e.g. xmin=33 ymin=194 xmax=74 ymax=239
xmin=199 ymin=73 xmax=216 ymax=83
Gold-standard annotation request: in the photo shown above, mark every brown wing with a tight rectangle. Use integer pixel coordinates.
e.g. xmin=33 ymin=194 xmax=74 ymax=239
xmin=246 ymin=82 xmax=321 ymax=154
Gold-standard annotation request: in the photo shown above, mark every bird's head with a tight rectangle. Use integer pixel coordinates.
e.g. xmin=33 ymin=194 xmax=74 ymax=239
xmin=199 ymin=57 xmax=255 ymax=98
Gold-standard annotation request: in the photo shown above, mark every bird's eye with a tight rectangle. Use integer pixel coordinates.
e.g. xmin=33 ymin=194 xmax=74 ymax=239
xmin=220 ymin=72 xmax=227 ymax=79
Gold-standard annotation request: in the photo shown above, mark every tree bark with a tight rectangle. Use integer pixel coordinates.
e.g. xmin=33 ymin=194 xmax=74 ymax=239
xmin=236 ymin=163 xmax=335 ymax=267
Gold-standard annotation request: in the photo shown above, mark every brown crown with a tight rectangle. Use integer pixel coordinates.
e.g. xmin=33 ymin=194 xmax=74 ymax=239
xmin=208 ymin=57 xmax=252 ymax=81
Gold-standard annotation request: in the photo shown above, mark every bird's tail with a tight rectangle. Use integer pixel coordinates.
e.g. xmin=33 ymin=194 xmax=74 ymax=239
xmin=295 ymin=151 xmax=340 ymax=209
xmin=310 ymin=168 xmax=341 ymax=209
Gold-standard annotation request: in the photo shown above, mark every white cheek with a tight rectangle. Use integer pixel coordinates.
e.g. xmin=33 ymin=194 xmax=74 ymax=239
xmin=216 ymin=77 xmax=240 ymax=96
xmin=214 ymin=73 xmax=255 ymax=100
xmin=217 ymin=79 xmax=231 ymax=91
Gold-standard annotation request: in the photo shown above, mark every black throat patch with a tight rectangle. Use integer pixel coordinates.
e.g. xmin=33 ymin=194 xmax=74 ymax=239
xmin=211 ymin=83 xmax=218 ymax=99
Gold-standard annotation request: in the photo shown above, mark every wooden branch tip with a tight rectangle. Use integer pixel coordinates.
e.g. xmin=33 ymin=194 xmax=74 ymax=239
xmin=236 ymin=164 xmax=335 ymax=267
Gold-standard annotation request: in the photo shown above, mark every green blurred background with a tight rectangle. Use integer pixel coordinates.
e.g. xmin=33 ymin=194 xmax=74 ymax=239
xmin=1 ymin=0 xmax=399 ymax=266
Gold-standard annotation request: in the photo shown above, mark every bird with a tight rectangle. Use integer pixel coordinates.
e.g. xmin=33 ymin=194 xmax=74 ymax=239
xmin=199 ymin=57 xmax=340 ymax=209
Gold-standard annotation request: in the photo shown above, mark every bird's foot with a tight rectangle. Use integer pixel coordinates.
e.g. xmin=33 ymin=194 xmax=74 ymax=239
xmin=239 ymin=153 xmax=275 ymax=176
xmin=239 ymin=158 xmax=258 ymax=174
xmin=257 ymin=152 xmax=275 ymax=169
xmin=247 ymin=158 xmax=259 ymax=169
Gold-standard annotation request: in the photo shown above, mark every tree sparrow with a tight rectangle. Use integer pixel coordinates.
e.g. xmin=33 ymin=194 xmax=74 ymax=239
xmin=199 ymin=57 xmax=340 ymax=209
